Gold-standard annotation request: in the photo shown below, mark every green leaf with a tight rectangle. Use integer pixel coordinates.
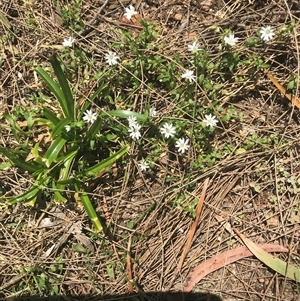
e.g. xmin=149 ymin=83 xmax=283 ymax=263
xmin=104 ymin=110 xmax=147 ymax=122
xmin=52 ymin=181 xmax=67 ymax=203
xmin=74 ymin=184 xmax=103 ymax=233
xmin=0 ymin=11 xmax=11 ymax=29
xmin=0 ymin=146 xmax=42 ymax=173
xmin=8 ymin=185 xmax=40 ymax=204
xmin=52 ymin=118 xmax=72 ymax=138
xmin=239 ymin=232 xmax=300 ymax=282
xmin=84 ymin=116 xmax=102 ymax=141
xmin=43 ymin=108 xmax=60 ymax=126
xmin=43 ymin=136 xmax=67 ymax=167
xmin=36 ymin=66 xmax=66 ymax=116
xmin=50 ymin=55 xmax=75 ymax=120
xmin=84 ymin=145 xmax=129 ymax=177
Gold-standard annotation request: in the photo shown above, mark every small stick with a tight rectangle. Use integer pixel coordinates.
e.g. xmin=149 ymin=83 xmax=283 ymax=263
xmin=177 ymin=178 xmax=210 ymax=271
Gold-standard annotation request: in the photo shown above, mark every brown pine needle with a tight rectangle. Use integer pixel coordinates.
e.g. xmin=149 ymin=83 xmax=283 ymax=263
xmin=177 ymin=178 xmax=210 ymax=272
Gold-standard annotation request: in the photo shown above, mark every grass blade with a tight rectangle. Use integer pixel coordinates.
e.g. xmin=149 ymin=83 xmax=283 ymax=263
xmin=85 ymin=145 xmax=130 ymax=177
xmin=50 ymin=55 xmax=75 ymax=120
xmin=43 ymin=136 xmax=67 ymax=167
xmin=74 ymin=184 xmax=103 ymax=232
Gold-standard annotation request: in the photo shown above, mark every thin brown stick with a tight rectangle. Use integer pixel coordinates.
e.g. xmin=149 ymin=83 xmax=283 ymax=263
xmin=127 ymin=236 xmax=134 ymax=293
xmin=178 ymin=178 xmax=210 ymax=271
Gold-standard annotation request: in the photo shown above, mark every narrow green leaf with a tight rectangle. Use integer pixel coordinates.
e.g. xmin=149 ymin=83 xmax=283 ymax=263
xmin=43 ymin=108 xmax=60 ymax=126
xmin=8 ymin=185 xmax=40 ymax=205
xmin=239 ymin=231 xmax=300 ymax=282
xmin=84 ymin=116 xmax=102 ymax=141
xmin=0 ymin=11 xmax=11 ymax=29
xmin=43 ymin=136 xmax=67 ymax=167
xmin=0 ymin=146 xmax=41 ymax=173
xmin=85 ymin=145 xmax=129 ymax=177
xmin=104 ymin=110 xmax=147 ymax=122
xmin=50 ymin=55 xmax=75 ymax=120
xmin=52 ymin=181 xmax=67 ymax=203
xmin=36 ymin=66 xmax=68 ymax=117
xmin=52 ymin=118 xmax=72 ymax=138
xmin=74 ymin=184 xmax=103 ymax=233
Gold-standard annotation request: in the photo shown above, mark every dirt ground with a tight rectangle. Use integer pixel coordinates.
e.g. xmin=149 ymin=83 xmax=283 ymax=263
xmin=0 ymin=0 xmax=300 ymax=300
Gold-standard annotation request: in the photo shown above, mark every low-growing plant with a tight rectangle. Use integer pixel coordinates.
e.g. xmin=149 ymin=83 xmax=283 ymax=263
xmin=0 ymin=55 xmax=134 ymax=232
xmin=1 ymin=14 xmax=292 ymax=231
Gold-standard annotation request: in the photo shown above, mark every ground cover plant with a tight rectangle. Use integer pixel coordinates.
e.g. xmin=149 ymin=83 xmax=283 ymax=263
xmin=0 ymin=0 xmax=300 ymax=300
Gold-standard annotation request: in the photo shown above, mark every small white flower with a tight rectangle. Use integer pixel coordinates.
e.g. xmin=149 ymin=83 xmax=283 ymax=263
xmin=83 ymin=109 xmax=97 ymax=124
xmin=105 ymin=51 xmax=120 ymax=66
xmin=188 ymin=40 xmax=200 ymax=53
xmin=175 ymin=138 xmax=190 ymax=154
xmin=260 ymin=26 xmax=275 ymax=42
xmin=128 ymin=115 xmax=138 ymax=128
xmin=62 ymin=37 xmax=75 ymax=47
xmin=160 ymin=123 xmax=176 ymax=138
xmin=149 ymin=107 xmax=157 ymax=118
xmin=138 ymin=159 xmax=149 ymax=171
xmin=129 ymin=124 xmax=141 ymax=140
xmin=203 ymin=114 xmax=218 ymax=128
xmin=181 ymin=70 xmax=196 ymax=83
xmin=224 ymin=34 xmax=239 ymax=46
xmin=65 ymin=125 xmax=71 ymax=132
xmin=124 ymin=5 xmax=138 ymax=20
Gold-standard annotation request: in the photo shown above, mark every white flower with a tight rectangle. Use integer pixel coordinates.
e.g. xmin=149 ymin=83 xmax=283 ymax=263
xmin=105 ymin=51 xmax=120 ymax=66
xmin=129 ymin=124 xmax=141 ymax=140
xmin=62 ymin=37 xmax=75 ymax=47
xmin=149 ymin=107 xmax=157 ymax=118
xmin=181 ymin=70 xmax=196 ymax=83
xmin=83 ymin=109 xmax=97 ymax=124
xmin=138 ymin=159 xmax=149 ymax=171
xmin=175 ymin=138 xmax=190 ymax=154
xmin=65 ymin=125 xmax=71 ymax=132
xmin=188 ymin=40 xmax=200 ymax=53
xmin=224 ymin=34 xmax=239 ymax=46
xmin=128 ymin=115 xmax=138 ymax=128
xmin=260 ymin=26 xmax=275 ymax=41
xmin=203 ymin=114 xmax=218 ymax=128
xmin=160 ymin=123 xmax=176 ymax=138
xmin=124 ymin=5 xmax=138 ymax=20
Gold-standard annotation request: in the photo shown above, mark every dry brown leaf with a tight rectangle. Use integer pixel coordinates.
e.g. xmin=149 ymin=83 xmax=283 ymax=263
xmin=263 ymin=69 xmax=300 ymax=109
xmin=183 ymin=243 xmax=288 ymax=292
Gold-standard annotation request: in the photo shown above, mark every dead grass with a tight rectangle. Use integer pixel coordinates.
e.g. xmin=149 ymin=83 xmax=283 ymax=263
xmin=0 ymin=0 xmax=300 ymax=300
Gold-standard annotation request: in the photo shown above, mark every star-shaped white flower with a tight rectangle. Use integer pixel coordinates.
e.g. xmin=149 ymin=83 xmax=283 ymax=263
xmin=138 ymin=159 xmax=149 ymax=171
xmin=105 ymin=51 xmax=120 ymax=66
xmin=62 ymin=37 xmax=75 ymax=47
xmin=83 ymin=109 xmax=97 ymax=124
xmin=188 ymin=40 xmax=200 ymax=53
xmin=260 ymin=26 xmax=275 ymax=42
xmin=149 ymin=107 xmax=157 ymax=118
xmin=160 ymin=123 xmax=176 ymax=138
xmin=224 ymin=34 xmax=239 ymax=46
xmin=181 ymin=70 xmax=196 ymax=83
xmin=128 ymin=115 xmax=138 ymax=128
xmin=129 ymin=124 xmax=141 ymax=140
xmin=65 ymin=125 xmax=71 ymax=132
xmin=124 ymin=5 xmax=138 ymax=20
xmin=203 ymin=114 xmax=218 ymax=128
xmin=175 ymin=138 xmax=190 ymax=154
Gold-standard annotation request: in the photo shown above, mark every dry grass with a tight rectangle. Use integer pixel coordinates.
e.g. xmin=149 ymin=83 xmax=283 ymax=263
xmin=0 ymin=0 xmax=300 ymax=300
